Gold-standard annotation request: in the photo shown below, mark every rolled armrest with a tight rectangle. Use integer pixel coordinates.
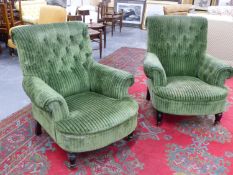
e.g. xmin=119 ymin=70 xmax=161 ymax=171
xmin=198 ymin=54 xmax=233 ymax=87
xmin=23 ymin=76 xmax=69 ymax=120
xmin=144 ymin=52 xmax=167 ymax=86
xmin=89 ymin=63 xmax=134 ymax=99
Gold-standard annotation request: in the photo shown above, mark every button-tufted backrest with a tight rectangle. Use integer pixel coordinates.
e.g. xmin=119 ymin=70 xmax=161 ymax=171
xmin=12 ymin=22 xmax=93 ymax=97
xmin=147 ymin=16 xmax=207 ymax=77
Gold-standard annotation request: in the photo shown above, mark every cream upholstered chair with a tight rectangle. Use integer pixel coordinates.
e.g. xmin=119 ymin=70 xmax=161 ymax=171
xmin=15 ymin=0 xmax=47 ymax=24
xmin=7 ymin=5 xmax=67 ymax=55
xmin=38 ymin=5 xmax=67 ymax=24
xmin=164 ymin=4 xmax=192 ymax=16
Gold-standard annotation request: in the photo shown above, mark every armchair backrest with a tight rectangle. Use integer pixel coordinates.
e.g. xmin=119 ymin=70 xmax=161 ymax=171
xmin=147 ymin=16 xmax=207 ymax=77
xmin=12 ymin=22 xmax=93 ymax=97
xmin=38 ymin=5 xmax=67 ymax=24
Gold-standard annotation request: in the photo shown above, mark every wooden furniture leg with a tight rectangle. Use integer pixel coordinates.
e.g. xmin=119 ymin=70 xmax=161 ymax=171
xmin=157 ymin=110 xmax=163 ymax=126
xmin=120 ymin=17 xmax=123 ymax=32
xmin=103 ymin=25 xmax=106 ymax=48
xmin=35 ymin=121 xmax=42 ymax=136
xmin=126 ymin=132 xmax=134 ymax=141
xmin=99 ymin=30 xmax=102 ymax=58
xmin=146 ymin=88 xmax=150 ymax=101
xmin=65 ymin=152 xmax=77 ymax=169
xmin=214 ymin=113 xmax=223 ymax=125
xmin=111 ymin=18 xmax=114 ymax=36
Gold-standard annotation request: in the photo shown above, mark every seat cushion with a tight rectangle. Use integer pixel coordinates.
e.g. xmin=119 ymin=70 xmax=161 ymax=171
xmin=55 ymin=92 xmax=138 ymax=135
xmin=153 ymin=76 xmax=227 ymax=102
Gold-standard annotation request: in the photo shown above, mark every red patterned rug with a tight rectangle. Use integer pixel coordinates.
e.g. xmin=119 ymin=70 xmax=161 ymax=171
xmin=1 ymin=47 xmax=233 ymax=175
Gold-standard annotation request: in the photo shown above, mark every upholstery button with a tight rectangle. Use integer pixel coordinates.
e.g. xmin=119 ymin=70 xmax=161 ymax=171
xmin=79 ymin=44 xmax=83 ymax=50
xmin=74 ymin=55 xmax=78 ymax=61
xmin=66 ymin=47 xmax=70 ymax=53
xmin=85 ymin=53 xmax=91 ymax=57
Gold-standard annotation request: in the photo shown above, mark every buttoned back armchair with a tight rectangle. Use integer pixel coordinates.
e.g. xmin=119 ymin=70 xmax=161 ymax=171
xmin=144 ymin=16 xmax=233 ymax=125
xmin=12 ymin=22 xmax=138 ymax=168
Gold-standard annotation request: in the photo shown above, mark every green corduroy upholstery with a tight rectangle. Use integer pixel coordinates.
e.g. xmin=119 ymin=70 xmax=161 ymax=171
xmin=12 ymin=22 xmax=138 ymax=153
xmin=145 ymin=16 xmax=233 ymax=116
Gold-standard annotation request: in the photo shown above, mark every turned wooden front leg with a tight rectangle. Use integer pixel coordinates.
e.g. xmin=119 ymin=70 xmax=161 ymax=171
xmin=214 ymin=113 xmax=223 ymax=125
xmin=157 ymin=111 xmax=163 ymax=126
xmin=35 ymin=121 xmax=42 ymax=136
xmin=146 ymin=88 xmax=150 ymax=101
xmin=65 ymin=152 xmax=77 ymax=169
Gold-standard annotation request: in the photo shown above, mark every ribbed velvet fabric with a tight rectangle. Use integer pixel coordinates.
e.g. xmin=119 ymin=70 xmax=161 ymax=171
xmin=145 ymin=16 xmax=233 ymax=115
xmin=12 ymin=22 xmax=138 ymax=153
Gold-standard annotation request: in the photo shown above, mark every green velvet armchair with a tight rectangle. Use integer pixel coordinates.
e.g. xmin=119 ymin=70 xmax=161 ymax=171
xmin=144 ymin=16 xmax=233 ymax=125
xmin=12 ymin=22 xmax=138 ymax=168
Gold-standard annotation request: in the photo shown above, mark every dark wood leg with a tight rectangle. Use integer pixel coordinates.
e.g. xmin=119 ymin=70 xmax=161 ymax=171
xmin=126 ymin=132 xmax=134 ymax=141
xmin=103 ymin=26 xmax=106 ymax=48
xmin=65 ymin=152 xmax=77 ymax=169
xmin=35 ymin=121 xmax=42 ymax=136
xmin=113 ymin=21 xmax=116 ymax=31
xmin=157 ymin=111 xmax=163 ymax=126
xmin=146 ymin=88 xmax=150 ymax=101
xmin=111 ymin=20 xmax=114 ymax=36
xmin=120 ymin=18 xmax=123 ymax=32
xmin=214 ymin=113 xmax=223 ymax=125
xmin=99 ymin=30 xmax=102 ymax=59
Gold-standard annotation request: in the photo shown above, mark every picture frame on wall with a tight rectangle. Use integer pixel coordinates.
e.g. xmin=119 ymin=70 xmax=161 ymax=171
xmin=217 ymin=0 xmax=233 ymax=5
xmin=116 ymin=2 xmax=145 ymax=25
xmin=193 ymin=0 xmax=212 ymax=11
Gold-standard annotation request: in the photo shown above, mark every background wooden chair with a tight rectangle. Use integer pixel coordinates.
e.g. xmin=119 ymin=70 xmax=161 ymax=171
xmin=0 ymin=1 xmax=23 ymax=55
xmin=7 ymin=0 xmax=23 ymax=26
xmin=0 ymin=3 xmax=11 ymax=49
xmin=97 ymin=2 xmax=123 ymax=36
xmin=67 ymin=14 xmax=103 ymax=59
xmin=67 ymin=14 xmax=82 ymax=22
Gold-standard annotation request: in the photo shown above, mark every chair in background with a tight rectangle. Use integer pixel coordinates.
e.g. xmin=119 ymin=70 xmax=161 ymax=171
xmin=76 ymin=8 xmax=90 ymax=22
xmin=0 ymin=2 xmax=16 ymax=55
xmin=4 ymin=4 xmax=67 ymax=56
xmin=67 ymin=14 xmax=82 ymax=21
xmin=0 ymin=3 xmax=10 ymax=46
xmin=12 ymin=22 xmax=138 ymax=168
xmin=97 ymin=2 xmax=123 ymax=36
xmin=144 ymin=16 xmax=233 ymax=125
xmin=88 ymin=22 xmax=106 ymax=49
xmin=38 ymin=5 xmax=67 ymax=24
xmin=89 ymin=28 xmax=102 ymax=58
xmin=7 ymin=0 xmax=23 ymax=26
xmin=67 ymin=14 xmax=103 ymax=59
xmin=15 ymin=0 xmax=47 ymax=24
xmin=163 ymin=4 xmax=192 ymax=16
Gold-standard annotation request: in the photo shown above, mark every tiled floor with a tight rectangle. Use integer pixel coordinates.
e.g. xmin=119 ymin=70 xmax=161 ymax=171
xmin=0 ymin=26 xmax=147 ymax=120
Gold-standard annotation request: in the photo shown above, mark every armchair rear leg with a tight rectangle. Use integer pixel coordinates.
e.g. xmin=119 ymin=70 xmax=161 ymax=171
xmin=214 ymin=113 xmax=223 ymax=125
xmin=146 ymin=88 xmax=150 ymax=101
xmin=157 ymin=111 xmax=163 ymax=126
xmin=126 ymin=132 xmax=134 ymax=141
xmin=65 ymin=152 xmax=77 ymax=169
xmin=35 ymin=121 xmax=42 ymax=136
